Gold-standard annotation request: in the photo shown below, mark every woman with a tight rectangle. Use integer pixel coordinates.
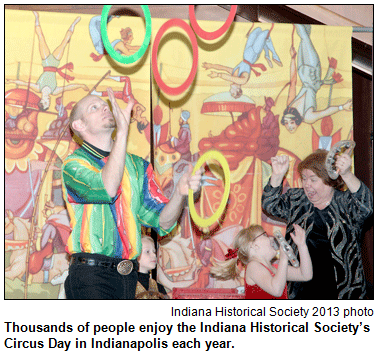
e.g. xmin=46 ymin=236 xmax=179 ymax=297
xmin=262 ymin=150 xmax=373 ymax=299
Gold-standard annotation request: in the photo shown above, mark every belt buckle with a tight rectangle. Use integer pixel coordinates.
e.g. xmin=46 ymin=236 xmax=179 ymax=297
xmin=117 ymin=260 xmax=133 ymax=275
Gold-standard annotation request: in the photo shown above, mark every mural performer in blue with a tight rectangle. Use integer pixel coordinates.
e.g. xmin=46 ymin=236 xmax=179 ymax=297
xmin=203 ymin=24 xmax=282 ymax=99
xmin=281 ymin=24 xmax=353 ymax=133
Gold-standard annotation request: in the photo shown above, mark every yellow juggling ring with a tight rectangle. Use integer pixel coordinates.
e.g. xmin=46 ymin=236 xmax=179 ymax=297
xmin=188 ymin=150 xmax=231 ymax=228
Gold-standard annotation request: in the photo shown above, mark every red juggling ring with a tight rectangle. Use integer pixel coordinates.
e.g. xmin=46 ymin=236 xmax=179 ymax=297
xmin=189 ymin=5 xmax=237 ymax=40
xmin=152 ymin=18 xmax=198 ymax=96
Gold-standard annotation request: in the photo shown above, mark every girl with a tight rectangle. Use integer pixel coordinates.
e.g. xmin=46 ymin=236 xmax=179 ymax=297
xmin=136 ymin=235 xmax=168 ymax=299
xmin=211 ymin=224 xmax=312 ymax=299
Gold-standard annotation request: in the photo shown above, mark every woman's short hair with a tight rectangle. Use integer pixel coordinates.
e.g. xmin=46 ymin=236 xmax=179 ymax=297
xmin=298 ymin=149 xmax=346 ymax=190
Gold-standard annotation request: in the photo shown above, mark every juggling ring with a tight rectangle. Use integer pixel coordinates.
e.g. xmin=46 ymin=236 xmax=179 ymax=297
xmin=325 ymin=140 xmax=355 ymax=179
xmin=100 ymin=5 xmax=151 ymax=64
xmin=188 ymin=150 xmax=231 ymax=228
xmin=152 ymin=18 xmax=198 ymax=96
xmin=189 ymin=5 xmax=238 ymax=40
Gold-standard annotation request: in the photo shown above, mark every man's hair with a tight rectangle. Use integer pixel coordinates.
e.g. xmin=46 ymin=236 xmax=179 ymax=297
xmin=69 ymin=98 xmax=85 ymax=138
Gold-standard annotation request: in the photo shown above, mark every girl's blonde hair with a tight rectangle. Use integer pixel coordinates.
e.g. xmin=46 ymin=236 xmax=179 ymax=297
xmin=141 ymin=235 xmax=154 ymax=245
xmin=210 ymin=225 xmax=265 ymax=280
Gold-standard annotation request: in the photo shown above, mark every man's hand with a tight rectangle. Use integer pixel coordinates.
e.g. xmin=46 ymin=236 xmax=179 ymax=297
xmin=102 ymin=88 xmax=134 ymax=198
xmin=107 ymin=87 xmax=134 ymax=134
xmin=177 ymin=164 xmax=203 ymax=196
xmin=159 ymin=164 xmax=204 ymax=231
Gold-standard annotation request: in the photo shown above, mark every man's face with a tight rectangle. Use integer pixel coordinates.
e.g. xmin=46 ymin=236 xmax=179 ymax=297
xmin=283 ymin=116 xmax=298 ymax=133
xmin=79 ymin=96 xmax=115 ymax=135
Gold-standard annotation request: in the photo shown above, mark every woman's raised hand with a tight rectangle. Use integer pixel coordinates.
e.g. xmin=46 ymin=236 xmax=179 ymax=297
xmin=270 ymin=155 xmax=289 ymax=187
xmin=335 ymin=152 xmax=352 ymax=176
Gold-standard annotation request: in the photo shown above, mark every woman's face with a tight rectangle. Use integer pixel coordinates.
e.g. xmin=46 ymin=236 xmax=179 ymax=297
xmin=301 ymin=169 xmax=333 ymax=205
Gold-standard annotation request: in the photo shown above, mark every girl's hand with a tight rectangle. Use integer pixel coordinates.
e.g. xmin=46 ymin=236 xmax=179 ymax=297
xmin=290 ymin=224 xmax=306 ymax=247
xmin=335 ymin=153 xmax=352 ymax=176
xmin=278 ymin=245 xmax=289 ymax=263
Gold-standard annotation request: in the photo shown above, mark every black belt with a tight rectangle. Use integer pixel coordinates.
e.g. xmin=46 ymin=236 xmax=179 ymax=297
xmin=70 ymin=255 xmax=138 ymax=276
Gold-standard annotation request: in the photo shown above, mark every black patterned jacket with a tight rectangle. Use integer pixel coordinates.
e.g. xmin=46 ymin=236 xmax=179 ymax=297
xmin=262 ymin=180 xmax=373 ymax=299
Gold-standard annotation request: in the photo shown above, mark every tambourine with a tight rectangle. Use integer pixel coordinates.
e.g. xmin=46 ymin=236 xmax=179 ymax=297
xmin=274 ymin=231 xmax=299 ymax=268
xmin=325 ymin=140 xmax=355 ymax=179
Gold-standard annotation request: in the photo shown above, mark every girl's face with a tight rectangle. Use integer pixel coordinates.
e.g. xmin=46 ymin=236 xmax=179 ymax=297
xmin=251 ymin=231 xmax=277 ymax=259
xmin=138 ymin=239 xmax=157 ymax=274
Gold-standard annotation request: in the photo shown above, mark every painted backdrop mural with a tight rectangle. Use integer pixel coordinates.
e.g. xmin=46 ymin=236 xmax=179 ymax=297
xmin=150 ymin=19 xmax=353 ymax=296
xmin=5 ymin=9 xmax=353 ymax=298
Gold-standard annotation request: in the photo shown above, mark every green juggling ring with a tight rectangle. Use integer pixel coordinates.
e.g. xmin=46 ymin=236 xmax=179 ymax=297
xmin=100 ymin=5 xmax=152 ymax=64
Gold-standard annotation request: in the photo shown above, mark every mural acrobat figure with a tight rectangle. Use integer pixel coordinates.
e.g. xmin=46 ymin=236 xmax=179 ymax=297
xmin=202 ymin=23 xmax=282 ymax=99
xmin=91 ymin=74 xmax=146 ymax=129
xmin=280 ymin=24 xmax=352 ymax=134
xmin=28 ymin=201 xmax=70 ymax=283
xmin=170 ymin=110 xmax=192 ymax=162
xmin=89 ymin=15 xmax=141 ymax=61
xmin=6 ymin=11 xmax=88 ymax=111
